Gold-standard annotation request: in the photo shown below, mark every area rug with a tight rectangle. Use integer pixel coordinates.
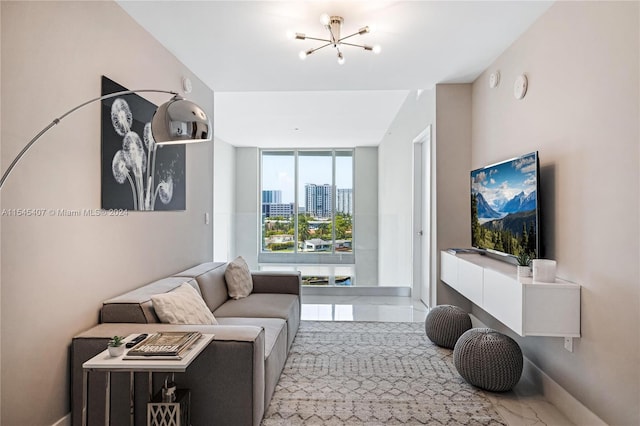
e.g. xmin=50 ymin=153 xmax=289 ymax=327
xmin=262 ymin=321 xmax=506 ymax=425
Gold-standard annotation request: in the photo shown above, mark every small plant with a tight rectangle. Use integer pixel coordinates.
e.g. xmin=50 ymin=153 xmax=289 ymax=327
xmin=515 ymin=251 xmax=531 ymax=267
xmin=108 ymin=336 xmax=124 ymax=347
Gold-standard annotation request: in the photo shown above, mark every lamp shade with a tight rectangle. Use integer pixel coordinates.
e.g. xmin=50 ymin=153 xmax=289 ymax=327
xmin=151 ymin=95 xmax=211 ymax=145
xmin=0 ymin=89 xmax=212 ymax=190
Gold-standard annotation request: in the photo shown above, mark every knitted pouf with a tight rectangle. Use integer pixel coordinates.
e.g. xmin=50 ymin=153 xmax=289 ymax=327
xmin=453 ymin=328 xmax=523 ymax=392
xmin=424 ymin=305 xmax=472 ymax=349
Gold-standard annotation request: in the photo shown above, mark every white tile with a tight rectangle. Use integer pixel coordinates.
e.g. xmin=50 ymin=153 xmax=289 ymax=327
xmin=301 ymin=296 xmax=427 ymax=322
xmin=301 ymin=304 xmax=335 ymax=321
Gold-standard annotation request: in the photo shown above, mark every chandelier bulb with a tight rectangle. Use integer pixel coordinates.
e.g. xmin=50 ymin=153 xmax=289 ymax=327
xmin=299 ymin=50 xmax=308 ymax=60
xmin=286 ymin=30 xmax=295 ymax=40
xmin=337 ymin=52 xmax=345 ymax=65
xmin=372 ymin=44 xmax=382 ymax=55
xmin=320 ymin=13 xmax=330 ymax=26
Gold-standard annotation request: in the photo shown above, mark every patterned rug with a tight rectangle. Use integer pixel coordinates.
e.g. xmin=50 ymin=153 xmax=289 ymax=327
xmin=262 ymin=321 xmax=506 ymax=425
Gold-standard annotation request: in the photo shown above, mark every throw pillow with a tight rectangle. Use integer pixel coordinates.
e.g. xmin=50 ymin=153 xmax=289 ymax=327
xmin=151 ymin=283 xmax=218 ymax=325
xmin=225 ymin=256 xmax=253 ymax=299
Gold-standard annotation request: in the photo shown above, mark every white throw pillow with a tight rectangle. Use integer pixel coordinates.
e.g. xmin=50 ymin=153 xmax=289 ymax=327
xmin=225 ymin=256 xmax=253 ymax=300
xmin=151 ymin=283 xmax=218 ymax=325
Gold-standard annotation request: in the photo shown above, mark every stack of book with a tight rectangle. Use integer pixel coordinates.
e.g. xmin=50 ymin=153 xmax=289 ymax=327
xmin=124 ymin=331 xmax=202 ymax=360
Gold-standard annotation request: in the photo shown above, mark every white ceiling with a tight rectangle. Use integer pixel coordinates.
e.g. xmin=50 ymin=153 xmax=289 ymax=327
xmin=118 ymin=0 xmax=553 ymax=148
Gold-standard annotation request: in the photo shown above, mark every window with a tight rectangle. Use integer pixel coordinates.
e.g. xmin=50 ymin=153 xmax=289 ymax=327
xmin=260 ymin=149 xmax=353 ymax=263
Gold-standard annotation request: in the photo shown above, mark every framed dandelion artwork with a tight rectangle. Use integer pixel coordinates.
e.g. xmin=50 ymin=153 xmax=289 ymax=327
xmin=100 ymin=76 xmax=186 ymax=211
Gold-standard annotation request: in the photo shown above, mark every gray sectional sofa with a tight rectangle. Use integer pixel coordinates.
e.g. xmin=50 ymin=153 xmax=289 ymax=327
xmin=71 ymin=261 xmax=301 ymax=426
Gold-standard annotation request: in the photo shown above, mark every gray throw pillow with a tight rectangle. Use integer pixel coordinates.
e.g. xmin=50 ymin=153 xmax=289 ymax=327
xmin=225 ymin=256 xmax=253 ymax=299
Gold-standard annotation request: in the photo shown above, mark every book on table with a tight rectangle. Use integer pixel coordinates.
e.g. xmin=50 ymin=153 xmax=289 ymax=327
xmin=123 ymin=331 xmax=203 ymax=360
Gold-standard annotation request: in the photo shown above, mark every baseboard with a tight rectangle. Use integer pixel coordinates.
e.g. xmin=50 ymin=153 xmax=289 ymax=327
xmin=51 ymin=413 xmax=70 ymax=426
xmin=468 ymin=314 xmax=605 ymax=426
xmin=301 ymin=285 xmax=411 ymax=296
xmin=521 ymin=359 xmax=606 ymax=426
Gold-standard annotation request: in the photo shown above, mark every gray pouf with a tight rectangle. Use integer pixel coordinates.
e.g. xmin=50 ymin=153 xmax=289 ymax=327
xmin=424 ymin=305 xmax=472 ymax=349
xmin=453 ymin=328 xmax=523 ymax=392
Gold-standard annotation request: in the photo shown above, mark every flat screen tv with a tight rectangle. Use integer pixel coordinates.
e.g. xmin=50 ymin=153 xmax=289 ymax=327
xmin=470 ymin=151 xmax=540 ymax=258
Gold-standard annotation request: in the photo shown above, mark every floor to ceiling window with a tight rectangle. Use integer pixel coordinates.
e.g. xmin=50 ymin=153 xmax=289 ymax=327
xmin=260 ymin=149 xmax=354 ymax=270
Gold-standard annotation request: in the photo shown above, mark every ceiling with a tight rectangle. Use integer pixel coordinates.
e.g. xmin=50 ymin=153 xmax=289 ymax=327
xmin=118 ymin=1 xmax=553 ymax=148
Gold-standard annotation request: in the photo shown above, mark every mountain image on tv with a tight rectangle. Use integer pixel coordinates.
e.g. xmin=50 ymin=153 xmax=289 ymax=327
xmin=470 ymin=152 xmax=538 ymax=257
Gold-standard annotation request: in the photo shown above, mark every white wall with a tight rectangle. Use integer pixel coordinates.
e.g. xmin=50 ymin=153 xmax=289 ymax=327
xmin=213 ymin=138 xmax=236 ymax=262
xmin=470 ymin=2 xmax=639 ymax=425
xmin=354 ymin=147 xmax=378 ymax=285
xmin=378 ymin=90 xmax=435 ymax=287
xmin=234 ymin=147 xmax=260 ymax=268
xmin=0 ymin=2 xmax=214 ymax=425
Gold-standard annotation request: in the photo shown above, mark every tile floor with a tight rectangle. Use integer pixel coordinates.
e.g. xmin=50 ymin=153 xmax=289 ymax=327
xmin=301 ymin=295 xmax=574 ymax=426
xmin=302 ymin=295 xmax=429 ymax=323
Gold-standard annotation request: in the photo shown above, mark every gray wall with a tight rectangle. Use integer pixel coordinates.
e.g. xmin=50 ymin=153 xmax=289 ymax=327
xmin=378 ymin=90 xmax=435 ymax=287
xmin=433 ymin=84 xmax=473 ymax=309
xmin=0 ymin=2 xmax=214 ymax=424
xmin=469 ymin=2 xmax=639 ymax=425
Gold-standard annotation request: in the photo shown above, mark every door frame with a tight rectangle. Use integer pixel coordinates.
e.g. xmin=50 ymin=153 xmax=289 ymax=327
xmin=412 ymin=125 xmax=432 ymax=307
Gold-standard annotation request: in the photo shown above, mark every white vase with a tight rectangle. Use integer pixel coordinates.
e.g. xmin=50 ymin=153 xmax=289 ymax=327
xmin=108 ymin=345 xmax=125 ymax=357
xmin=517 ymin=265 xmax=531 ymax=281
xmin=532 ymin=259 xmax=557 ymax=283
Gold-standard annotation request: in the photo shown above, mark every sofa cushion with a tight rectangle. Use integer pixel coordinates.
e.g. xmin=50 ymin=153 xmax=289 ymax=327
xmin=151 ymin=283 xmax=218 ymax=325
xmin=216 ymin=318 xmax=285 ymax=361
xmin=174 ymin=262 xmax=229 ymax=312
xmin=216 ymin=317 xmax=288 ymax=409
xmin=225 ymin=256 xmax=253 ymax=299
xmin=71 ymin=323 xmax=266 ymax=426
xmin=101 ymin=277 xmax=200 ymax=323
xmin=214 ymin=293 xmax=297 ymax=320
xmin=213 ymin=293 xmax=300 ymax=349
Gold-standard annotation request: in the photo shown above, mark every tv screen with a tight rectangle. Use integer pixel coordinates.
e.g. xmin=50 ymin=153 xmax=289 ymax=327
xmin=470 ymin=151 xmax=540 ymax=258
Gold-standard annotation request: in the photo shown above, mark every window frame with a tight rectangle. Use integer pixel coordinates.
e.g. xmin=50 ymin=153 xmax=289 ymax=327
xmin=259 ymin=148 xmax=355 ymax=264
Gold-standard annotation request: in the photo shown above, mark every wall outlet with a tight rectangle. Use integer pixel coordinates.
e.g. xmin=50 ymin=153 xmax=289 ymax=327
xmin=564 ymin=337 xmax=573 ymax=352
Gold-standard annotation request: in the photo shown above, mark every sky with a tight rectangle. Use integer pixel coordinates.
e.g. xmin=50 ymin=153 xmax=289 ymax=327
xmin=262 ymin=152 xmax=353 ymax=205
xmin=470 ymin=152 xmax=537 ymax=208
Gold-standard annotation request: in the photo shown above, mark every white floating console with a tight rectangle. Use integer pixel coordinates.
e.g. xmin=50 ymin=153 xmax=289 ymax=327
xmin=440 ymin=251 xmax=580 ymax=338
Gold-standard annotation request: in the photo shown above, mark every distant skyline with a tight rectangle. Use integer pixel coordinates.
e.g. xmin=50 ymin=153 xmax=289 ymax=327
xmin=262 ymin=152 xmax=353 ymax=205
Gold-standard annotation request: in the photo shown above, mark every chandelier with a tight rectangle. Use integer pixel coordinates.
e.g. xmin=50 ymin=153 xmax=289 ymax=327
xmin=291 ymin=14 xmax=381 ymax=65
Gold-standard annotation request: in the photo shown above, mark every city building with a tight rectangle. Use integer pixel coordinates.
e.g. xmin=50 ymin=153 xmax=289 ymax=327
xmin=262 ymin=190 xmax=282 ymax=204
xmin=305 ymin=183 xmax=332 ymax=218
xmin=262 ymin=190 xmax=294 ymax=218
xmin=262 ymin=202 xmax=294 ymax=218
xmin=336 ymin=188 xmax=353 ymax=216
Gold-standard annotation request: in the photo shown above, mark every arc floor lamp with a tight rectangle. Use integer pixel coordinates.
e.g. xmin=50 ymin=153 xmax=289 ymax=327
xmin=0 ymin=89 xmax=212 ymax=190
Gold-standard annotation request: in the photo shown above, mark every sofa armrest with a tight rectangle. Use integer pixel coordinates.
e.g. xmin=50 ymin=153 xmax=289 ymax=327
xmin=251 ymin=271 xmax=301 ymax=295
xmin=71 ymin=323 xmax=266 ymax=426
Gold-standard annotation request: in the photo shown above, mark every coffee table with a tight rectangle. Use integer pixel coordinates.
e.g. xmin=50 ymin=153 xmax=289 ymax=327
xmin=82 ymin=333 xmax=214 ymax=426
